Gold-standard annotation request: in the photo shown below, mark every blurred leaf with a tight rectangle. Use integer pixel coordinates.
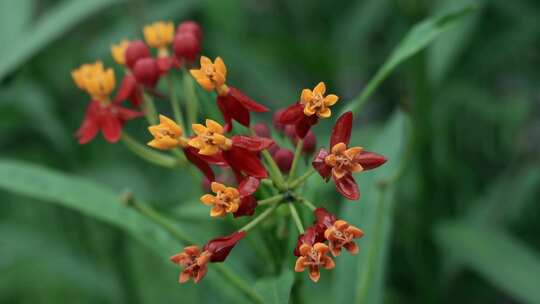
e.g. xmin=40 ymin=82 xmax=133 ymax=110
xmin=0 ymin=223 xmax=122 ymax=302
xmin=428 ymin=0 xmax=484 ymax=84
xmin=333 ymin=111 xmax=410 ymax=304
xmin=254 ymin=270 xmax=294 ymax=304
xmin=0 ymin=81 xmax=70 ymax=149
xmin=0 ymin=0 xmax=123 ymax=80
xmin=341 ymin=4 xmax=476 ymax=115
xmin=435 ymin=221 xmax=540 ymax=304
xmin=0 ymin=0 xmax=33 ymax=46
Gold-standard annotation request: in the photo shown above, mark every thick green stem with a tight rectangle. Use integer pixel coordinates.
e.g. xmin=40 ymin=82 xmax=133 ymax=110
xmin=297 ymin=197 xmax=317 ymax=211
xmin=289 ymin=168 xmax=316 ymax=189
xmin=261 ymin=150 xmax=287 ymax=190
xmin=167 ymin=75 xmax=186 ymax=132
xmin=287 ymin=139 xmax=303 ymax=183
xmin=239 ymin=201 xmax=280 ymax=232
xmin=121 ymin=133 xmax=180 ymax=168
xmin=142 ymin=92 xmax=158 ymax=125
xmin=288 ymin=203 xmax=304 ymax=233
xmin=257 ymin=194 xmax=285 ymax=206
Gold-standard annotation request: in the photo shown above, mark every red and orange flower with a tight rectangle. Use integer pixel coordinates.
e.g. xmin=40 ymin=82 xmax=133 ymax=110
xmin=312 ymin=112 xmax=387 ymax=200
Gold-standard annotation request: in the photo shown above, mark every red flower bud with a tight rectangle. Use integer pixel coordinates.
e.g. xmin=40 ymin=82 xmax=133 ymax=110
xmin=203 ymin=231 xmax=246 ymax=262
xmin=176 ymin=20 xmax=203 ymax=42
xmin=302 ymin=130 xmax=317 ymax=154
xmin=273 ymin=109 xmax=286 ymax=131
xmin=133 ymin=58 xmax=160 ymax=88
xmin=253 ymin=123 xmax=271 ymax=138
xmin=273 ymin=148 xmax=294 ymax=173
xmin=284 ymin=124 xmax=296 ymax=140
xmin=173 ymin=31 xmax=200 ymax=63
xmin=314 ymin=207 xmax=336 ymax=228
xmin=125 ymin=40 xmax=151 ymax=70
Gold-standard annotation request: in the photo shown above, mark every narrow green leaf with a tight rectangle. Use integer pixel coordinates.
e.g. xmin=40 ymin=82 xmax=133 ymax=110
xmin=334 ymin=111 xmax=410 ymax=304
xmin=435 ymin=222 xmax=540 ymax=304
xmin=341 ymin=5 xmax=476 ymax=115
xmin=254 ymin=270 xmax=295 ymax=304
xmin=0 ymin=0 xmax=123 ymax=80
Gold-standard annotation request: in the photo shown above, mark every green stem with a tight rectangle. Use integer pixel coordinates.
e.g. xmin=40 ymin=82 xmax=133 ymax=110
xmin=239 ymin=201 xmax=280 ymax=232
xmin=121 ymin=133 xmax=180 ymax=168
xmin=182 ymin=69 xmax=199 ymax=130
xmin=257 ymin=194 xmax=285 ymax=206
xmin=130 ymin=199 xmax=193 ymax=243
xmin=142 ymin=92 xmax=158 ymax=125
xmin=297 ymin=197 xmax=317 ymax=211
xmin=288 ymin=203 xmax=304 ymax=233
xmin=214 ymin=265 xmax=264 ymax=304
xmin=261 ymin=150 xmax=287 ymax=190
xmin=287 ymin=139 xmax=303 ymax=183
xmin=289 ymin=168 xmax=316 ymax=189
xmin=167 ymin=75 xmax=186 ymax=132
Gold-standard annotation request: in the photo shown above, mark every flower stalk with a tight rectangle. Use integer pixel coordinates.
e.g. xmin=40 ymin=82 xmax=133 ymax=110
xmin=167 ymin=74 xmax=186 ymax=132
xmin=287 ymin=139 xmax=303 ymax=183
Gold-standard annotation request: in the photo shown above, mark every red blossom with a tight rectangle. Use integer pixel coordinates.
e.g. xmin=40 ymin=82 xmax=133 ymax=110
xmin=76 ymin=100 xmax=142 ymax=144
xmin=233 ymin=177 xmax=260 ymax=217
xmin=278 ymin=103 xmax=319 ymax=138
xmin=176 ymin=21 xmax=203 ymax=42
xmin=173 ymin=31 xmax=200 ymax=63
xmin=222 ymin=135 xmax=273 ymax=181
xmin=133 ymin=57 xmax=161 ymax=88
xmin=311 ymin=111 xmax=387 ymax=200
xmin=203 ymin=231 xmax=246 ymax=262
xmin=125 ymin=40 xmax=151 ymax=70
xmin=273 ymin=148 xmax=294 ymax=173
xmin=115 ymin=73 xmax=143 ymax=107
xmin=217 ymin=87 xmax=269 ymax=132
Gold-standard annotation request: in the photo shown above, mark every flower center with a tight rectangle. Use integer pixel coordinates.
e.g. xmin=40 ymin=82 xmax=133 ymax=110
xmin=215 ymin=191 xmax=237 ymax=208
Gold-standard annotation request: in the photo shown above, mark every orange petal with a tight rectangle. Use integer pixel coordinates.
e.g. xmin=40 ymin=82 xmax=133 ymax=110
xmin=192 ymin=124 xmax=207 ymax=136
xmin=309 ymin=266 xmax=321 ymax=282
xmin=210 ymin=205 xmax=225 ymax=217
xmin=344 ymin=147 xmax=363 ymax=159
xmin=345 ymin=242 xmax=359 ymax=255
xmin=313 ymin=82 xmax=326 ymax=95
xmin=200 ymin=194 xmax=216 ymax=205
xmin=299 ymin=243 xmax=312 ymax=256
xmin=214 ymin=57 xmax=227 ymax=79
xmin=199 ymin=145 xmax=219 ymax=156
xmin=322 ymin=256 xmax=335 ymax=269
xmin=317 ymin=107 xmax=331 ymax=118
xmin=323 ymin=94 xmax=339 ymax=106
xmin=211 ymin=182 xmax=226 ymax=193
xmin=313 ymin=242 xmax=329 ymax=255
xmin=206 ymin=119 xmax=224 ymax=134
xmin=295 ymin=257 xmax=307 ymax=272
xmin=331 ymin=142 xmax=347 ymax=154
xmin=348 ymin=226 xmax=364 ymax=238
xmin=300 ymin=89 xmax=313 ymax=104
xmin=200 ymin=56 xmax=212 ymax=67
xmin=179 ymin=271 xmax=191 ymax=283
xmin=332 ymin=167 xmax=347 ymax=180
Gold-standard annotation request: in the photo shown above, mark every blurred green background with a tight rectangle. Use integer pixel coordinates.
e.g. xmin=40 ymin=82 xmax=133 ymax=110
xmin=1 ymin=0 xmax=540 ymax=303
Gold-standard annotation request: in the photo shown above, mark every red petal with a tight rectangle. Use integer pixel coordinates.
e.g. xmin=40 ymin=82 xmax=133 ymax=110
xmin=114 ymin=74 xmax=137 ymax=104
xmin=233 ymin=196 xmax=257 ymax=218
xmin=356 ymin=151 xmax=387 ymax=170
xmin=101 ymin=114 xmax=122 ymax=143
xmin=330 ymin=111 xmax=353 ymax=147
xmin=334 ymin=173 xmax=359 ymax=200
xmin=238 ymin=176 xmax=259 ymax=197
xmin=227 ymin=97 xmax=250 ymax=127
xmin=312 ymin=148 xmax=332 ymax=181
xmin=223 ymin=148 xmax=268 ymax=179
xmin=184 ymin=147 xmax=215 ymax=182
xmin=278 ymin=103 xmax=303 ymax=124
xmin=314 ymin=207 xmax=336 ymax=228
xmin=228 ymin=87 xmax=268 ymax=112
xmin=157 ymin=57 xmax=175 ymax=74
xmin=231 ymin=135 xmax=274 ymax=152
xmin=216 ymin=97 xmax=233 ymax=132
xmin=295 ymin=115 xmax=318 ymax=139
xmin=76 ymin=115 xmax=99 ymax=144
xmin=115 ymin=106 xmax=143 ymax=121
xmin=293 ymin=226 xmax=324 ymax=256
xmin=204 ymin=231 xmax=246 ymax=262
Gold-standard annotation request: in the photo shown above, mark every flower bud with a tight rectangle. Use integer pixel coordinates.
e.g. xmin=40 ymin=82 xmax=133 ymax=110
xmin=273 ymin=148 xmax=294 ymax=173
xmin=133 ymin=58 xmax=160 ymax=88
xmin=203 ymin=231 xmax=246 ymax=262
xmin=125 ymin=40 xmax=151 ymax=70
xmin=177 ymin=21 xmax=203 ymax=42
xmin=253 ymin=122 xmax=271 ymax=138
xmin=273 ymin=109 xmax=286 ymax=131
xmin=173 ymin=31 xmax=200 ymax=63
xmin=284 ymin=124 xmax=296 ymax=140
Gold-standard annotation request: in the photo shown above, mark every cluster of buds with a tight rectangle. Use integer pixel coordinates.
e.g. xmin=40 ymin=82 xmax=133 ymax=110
xmin=71 ymin=19 xmax=388 ymax=285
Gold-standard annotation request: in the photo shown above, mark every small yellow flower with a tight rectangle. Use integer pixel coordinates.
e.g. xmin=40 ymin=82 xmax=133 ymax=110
xmin=188 ymin=119 xmax=232 ymax=156
xmin=325 ymin=143 xmax=364 ymax=179
xmin=143 ymin=21 xmax=174 ymax=51
xmin=111 ymin=40 xmax=129 ymax=65
xmin=190 ymin=56 xmax=228 ymax=95
xmin=71 ymin=61 xmax=115 ymax=102
xmin=147 ymin=115 xmax=187 ymax=150
xmin=300 ymin=82 xmax=339 ymax=118
xmin=200 ymin=182 xmax=240 ymax=217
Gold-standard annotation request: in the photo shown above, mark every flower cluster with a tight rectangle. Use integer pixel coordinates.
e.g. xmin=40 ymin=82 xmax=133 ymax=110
xmin=71 ymin=19 xmax=387 ymax=285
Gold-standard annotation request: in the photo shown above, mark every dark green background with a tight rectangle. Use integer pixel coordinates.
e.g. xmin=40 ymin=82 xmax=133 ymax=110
xmin=1 ymin=0 xmax=539 ymax=303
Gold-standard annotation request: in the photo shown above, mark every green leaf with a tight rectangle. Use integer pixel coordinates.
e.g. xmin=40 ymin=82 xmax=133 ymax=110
xmin=0 ymin=0 xmax=122 ymax=80
xmin=341 ymin=4 xmax=476 ymax=115
xmin=0 ymin=0 xmax=33 ymax=47
xmin=0 ymin=159 xmax=262 ymax=303
xmin=435 ymin=222 xmax=540 ymax=304
xmin=334 ymin=111 xmax=410 ymax=304
xmin=254 ymin=270 xmax=294 ymax=304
